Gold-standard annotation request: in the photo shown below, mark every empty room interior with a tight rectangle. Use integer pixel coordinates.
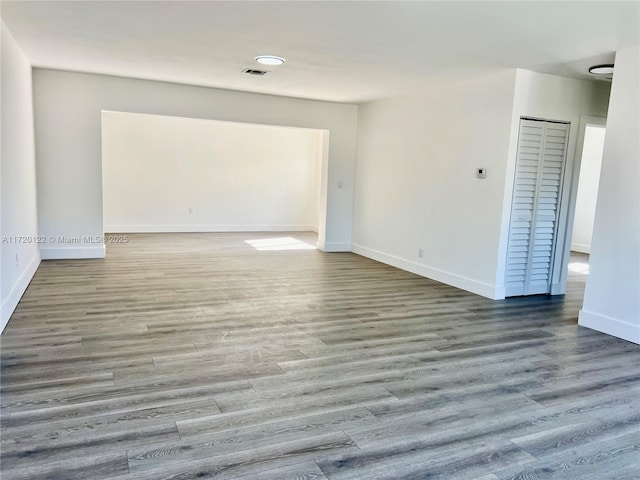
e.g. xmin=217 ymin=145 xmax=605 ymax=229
xmin=1 ymin=1 xmax=639 ymax=479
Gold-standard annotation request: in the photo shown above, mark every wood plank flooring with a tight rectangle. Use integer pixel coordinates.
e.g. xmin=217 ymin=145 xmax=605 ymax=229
xmin=1 ymin=233 xmax=639 ymax=479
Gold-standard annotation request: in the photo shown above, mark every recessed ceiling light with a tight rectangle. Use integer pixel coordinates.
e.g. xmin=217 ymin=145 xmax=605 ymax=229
xmin=588 ymin=64 xmax=614 ymax=75
xmin=255 ymin=55 xmax=285 ymax=66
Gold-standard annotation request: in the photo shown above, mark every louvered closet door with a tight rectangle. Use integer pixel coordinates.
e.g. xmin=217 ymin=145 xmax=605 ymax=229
xmin=505 ymin=119 xmax=569 ymax=297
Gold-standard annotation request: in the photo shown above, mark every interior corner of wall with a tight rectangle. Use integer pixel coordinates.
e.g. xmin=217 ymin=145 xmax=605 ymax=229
xmin=513 ymin=67 xmax=527 ymax=80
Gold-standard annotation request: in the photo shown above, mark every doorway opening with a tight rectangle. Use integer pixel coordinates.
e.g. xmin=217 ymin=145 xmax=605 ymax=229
xmin=564 ymin=122 xmax=606 ymax=297
xmin=564 ymin=116 xmax=607 ymax=292
xmin=100 ymin=111 xmax=329 ymax=250
xmin=570 ymin=124 xmax=606 ymax=256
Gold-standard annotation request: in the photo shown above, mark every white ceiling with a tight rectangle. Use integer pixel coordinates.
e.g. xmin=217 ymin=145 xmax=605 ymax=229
xmin=1 ymin=1 xmax=638 ymax=103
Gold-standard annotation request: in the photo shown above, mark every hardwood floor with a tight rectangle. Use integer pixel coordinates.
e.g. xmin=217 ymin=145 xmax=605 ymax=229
xmin=1 ymin=233 xmax=639 ymax=479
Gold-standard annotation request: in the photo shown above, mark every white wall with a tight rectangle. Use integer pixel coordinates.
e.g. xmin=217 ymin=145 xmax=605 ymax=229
xmin=1 ymin=23 xmax=40 ymax=332
xmin=579 ymin=45 xmax=640 ymax=344
xmin=352 ymin=71 xmax=518 ymax=298
xmin=571 ymin=125 xmax=606 ymax=254
xmin=32 ymin=69 xmax=358 ymax=258
xmin=102 ymin=111 xmax=323 ymax=233
xmin=496 ymin=70 xmax=611 ymax=297
xmin=353 ymin=69 xmax=610 ymax=300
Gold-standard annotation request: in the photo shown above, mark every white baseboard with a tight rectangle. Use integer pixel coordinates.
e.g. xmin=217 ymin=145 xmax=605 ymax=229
xmin=571 ymin=242 xmax=591 ymax=254
xmin=351 ymin=243 xmax=499 ymax=300
xmin=41 ymin=245 xmax=106 ymax=260
xmin=317 ymin=241 xmax=351 ymax=252
xmin=1 ymin=253 xmax=41 ymax=333
xmin=104 ymin=224 xmax=318 ymax=233
xmin=579 ymin=309 xmax=640 ymax=345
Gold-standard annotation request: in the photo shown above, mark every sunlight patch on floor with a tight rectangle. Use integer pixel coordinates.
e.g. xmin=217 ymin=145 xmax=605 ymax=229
xmin=568 ymin=262 xmax=590 ymax=275
xmin=245 ymin=237 xmax=316 ymax=251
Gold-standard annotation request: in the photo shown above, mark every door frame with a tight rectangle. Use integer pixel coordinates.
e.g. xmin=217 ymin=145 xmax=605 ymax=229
xmin=550 ymin=114 xmax=607 ymax=295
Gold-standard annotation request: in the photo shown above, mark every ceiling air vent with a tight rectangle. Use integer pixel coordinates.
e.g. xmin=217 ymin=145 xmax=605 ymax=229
xmin=242 ymin=68 xmax=269 ymax=76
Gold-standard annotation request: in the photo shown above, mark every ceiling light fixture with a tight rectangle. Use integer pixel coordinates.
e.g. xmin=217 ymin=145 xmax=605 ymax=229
xmin=255 ymin=55 xmax=285 ymax=66
xmin=588 ymin=64 xmax=614 ymax=76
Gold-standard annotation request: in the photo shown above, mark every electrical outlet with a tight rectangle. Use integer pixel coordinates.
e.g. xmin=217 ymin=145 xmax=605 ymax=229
xmin=418 ymin=248 xmax=424 ymax=258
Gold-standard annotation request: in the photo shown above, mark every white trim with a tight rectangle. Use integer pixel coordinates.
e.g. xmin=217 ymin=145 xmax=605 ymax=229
xmin=351 ymin=243 xmax=499 ymax=299
xmin=104 ymin=224 xmax=318 ymax=233
xmin=554 ymin=115 xmax=607 ymax=296
xmin=550 ymin=281 xmax=564 ymax=296
xmin=1 ymin=253 xmax=41 ymax=333
xmin=570 ymin=242 xmax=591 ymax=254
xmin=318 ymin=241 xmax=351 ymax=252
xmin=579 ymin=309 xmax=640 ymax=345
xmin=41 ymin=245 xmax=106 ymax=260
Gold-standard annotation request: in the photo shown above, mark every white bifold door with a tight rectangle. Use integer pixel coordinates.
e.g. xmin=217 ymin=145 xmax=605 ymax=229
xmin=505 ymin=118 xmax=570 ymax=297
